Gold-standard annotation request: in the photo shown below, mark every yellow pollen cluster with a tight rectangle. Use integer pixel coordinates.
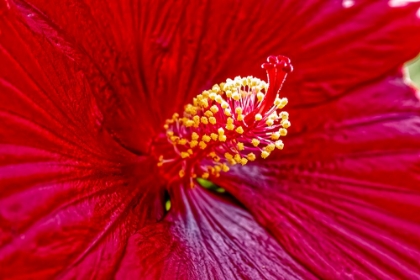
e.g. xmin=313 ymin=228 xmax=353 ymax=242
xmin=159 ymin=75 xmax=290 ymax=180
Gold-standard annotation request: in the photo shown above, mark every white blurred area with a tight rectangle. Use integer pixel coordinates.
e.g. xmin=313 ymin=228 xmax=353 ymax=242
xmin=407 ymin=56 xmax=420 ymax=88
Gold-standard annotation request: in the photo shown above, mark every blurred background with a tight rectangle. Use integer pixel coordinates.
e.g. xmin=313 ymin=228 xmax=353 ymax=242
xmin=408 ymin=56 xmax=420 ymax=88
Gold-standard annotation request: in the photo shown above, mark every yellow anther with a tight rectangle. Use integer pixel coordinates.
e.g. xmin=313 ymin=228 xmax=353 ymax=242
xmin=280 ymin=112 xmax=289 ymax=119
xmin=193 ymin=115 xmax=200 ymax=124
xmin=240 ymin=158 xmax=248 ymax=165
xmin=191 ymin=132 xmax=199 ymax=140
xmin=266 ymin=119 xmax=274 ymax=126
xmin=255 ymin=114 xmax=262 ymax=121
xmin=213 ymin=156 xmax=220 ymax=162
xmin=172 ymin=113 xmax=179 ymax=119
xmin=180 ymin=152 xmax=190 ymax=158
xmin=257 ymin=92 xmax=264 ymax=102
xmin=214 ymin=165 xmax=222 ymax=173
xmin=278 ymin=98 xmax=288 ymax=109
xmin=234 ymin=154 xmax=241 ymax=163
xmin=275 ymin=140 xmax=284 ymax=150
xmin=218 ymin=127 xmax=225 ymax=135
xmin=170 ymin=136 xmax=179 ymax=143
xmin=218 ymin=135 xmax=227 ymax=142
xmin=181 ymin=117 xmax=188 ymax=125
xmin=179 ymin=170 xmax=185 ymax=178
xmin=209 ymin=92 xmax=217 ymax=100
xmin=235 ymin=126 xmax=244 ymax=134
xmin=232 ymin=92 xmax=241 ymax=101
xmin=224 ymin=109 xmax=231 ymax=116
xmin=237 ymin=114 xmax=244 ymax=121
xmin=163 ymin=124 xmax=169 ymax=130
xmin=178 ymin=138 xmax=188 ymax=145
xmin=261 ymin=150 xmax=270 ymax=159
xmin=265 ymin=143 xmax=275 ymax=152
xmin=200 ymin=98 xmax=209 ymax=108
xmin=271 ymin=132 xmax=280 ymax=140
xmin=202 ymin=172 xmax=209 ymax=179
xmin=185 ymin=120 xmax=194 ymax=127
xmin=235 ymin=107 xmax=243 ymax=114
xmin=274 ymin=97 xmax=282 ymax=106
xmin=202 ymin=135 xmax=211 ymax=142
xmin=157 ymin=155 xmax=164 ymax=166
xmin=211 ymin=133 xmax=218 ymax=141
xmin=190 ymin=140 xmax=198 ymax=148
xmin=215 ymin=95 xmax=223 ymax=104
xmin=281 ymin=120 xmax=291 ymax=128
xmin=237 ymin=142 xmax=245 ymax=151
xmin=199 ymin=141 xmax=207 ymax=149
xmin=226 ymin=90 xmax=233 ymax=98
xmin=212 ymin=84 xmax=220 ymax=91
xmin=210 ymin=105 xmax=219 ymax=113
xmin=251 ymin=138 xmax=260 ymax=147
xmin=226 ymin=122 xmax=235 ymax=131
xmin=201 ymin=116 xmax=209 ymax=124
xmin=224 ymin=153 xmax=233 ymax=160
xmin=247 ymin=153 xmax=256 ymax=161
xmin=221 ymin=101 xmax=229 ymax=109
xmin=209 ymin=117 xmax=217 ymax=125
xmin=187 ymin=149 xmax=193 ymax=155
xmin=221 ymin=164 xmax=230 ymax=172
xmin=167 ymin=131 xmax=174 ymax=137
xmin=279 ymin=128 xmax=288 ymax=136
xmin=227 ymin=117 xmax=234 ymax=124
xmin=185 ymin=104 xmax=197 ymax=115
xmin=209 ymin=151 xmax=217 ymax=157
xmin=205 ymin=110 xmax=213 ymax=117
xmin=227 ymin=158 xmax=236 ymax=165
xmin=269 ymin=112 xmax=278 ymax=120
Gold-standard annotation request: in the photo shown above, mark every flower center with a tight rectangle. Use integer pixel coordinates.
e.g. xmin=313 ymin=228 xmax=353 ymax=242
xmin=153 ymin=55 xmax=292 ymax=186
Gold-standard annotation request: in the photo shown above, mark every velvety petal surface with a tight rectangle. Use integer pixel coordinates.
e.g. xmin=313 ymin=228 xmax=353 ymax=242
xmin=217 ymin=74 xmax=420 ymax=279
xmin=116 ymin=185 xmax=315 ymax=280
xmin=8 ymin=0 xmax=420 ymax=152
xmin=0 ymin=12 xmax=164 ymax=279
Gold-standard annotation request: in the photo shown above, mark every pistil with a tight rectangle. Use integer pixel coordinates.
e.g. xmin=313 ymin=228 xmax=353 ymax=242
xmin=156 ymin=55 xmax=292 ymax=186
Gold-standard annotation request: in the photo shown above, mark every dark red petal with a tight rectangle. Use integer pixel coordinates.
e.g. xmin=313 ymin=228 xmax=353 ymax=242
xmin=0 ymin=12 xmax=164 ymax=278
xmin=11 ymin=1 xmax=420 ymax=136
xmin=281 ymin=1 xmax=420 ymax=104
xmin=117 ymin=185 xmax=314 ymax=279
xmin=7 ymin=0 xmax=157 ymax=153
xmin=217 ymin=76 xmax=420 ymax=278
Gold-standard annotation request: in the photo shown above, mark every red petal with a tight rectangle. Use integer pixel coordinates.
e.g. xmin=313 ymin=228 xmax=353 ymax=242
xmin=281 ymin=1 xmax=420 ymax=104
xmin=7 ymin=0 xmax=157 ymax=153
xmin=10 ymin=0 xmax=420 ymax=134
xmin=117 ymin=185 xmax=314 ymax=279
xmin=218 ymin=76 xmax=420 ymax=278
xmin=0 ymin=13 xmax=164 ymax=278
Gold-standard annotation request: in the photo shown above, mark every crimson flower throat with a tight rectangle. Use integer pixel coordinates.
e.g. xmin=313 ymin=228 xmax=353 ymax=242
xmin=156 ymin=56 xmax=292 ymax=185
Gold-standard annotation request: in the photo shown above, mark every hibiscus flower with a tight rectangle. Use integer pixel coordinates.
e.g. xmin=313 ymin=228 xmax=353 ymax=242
xmin=1 ymin=0 xmax=420 ymax=279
